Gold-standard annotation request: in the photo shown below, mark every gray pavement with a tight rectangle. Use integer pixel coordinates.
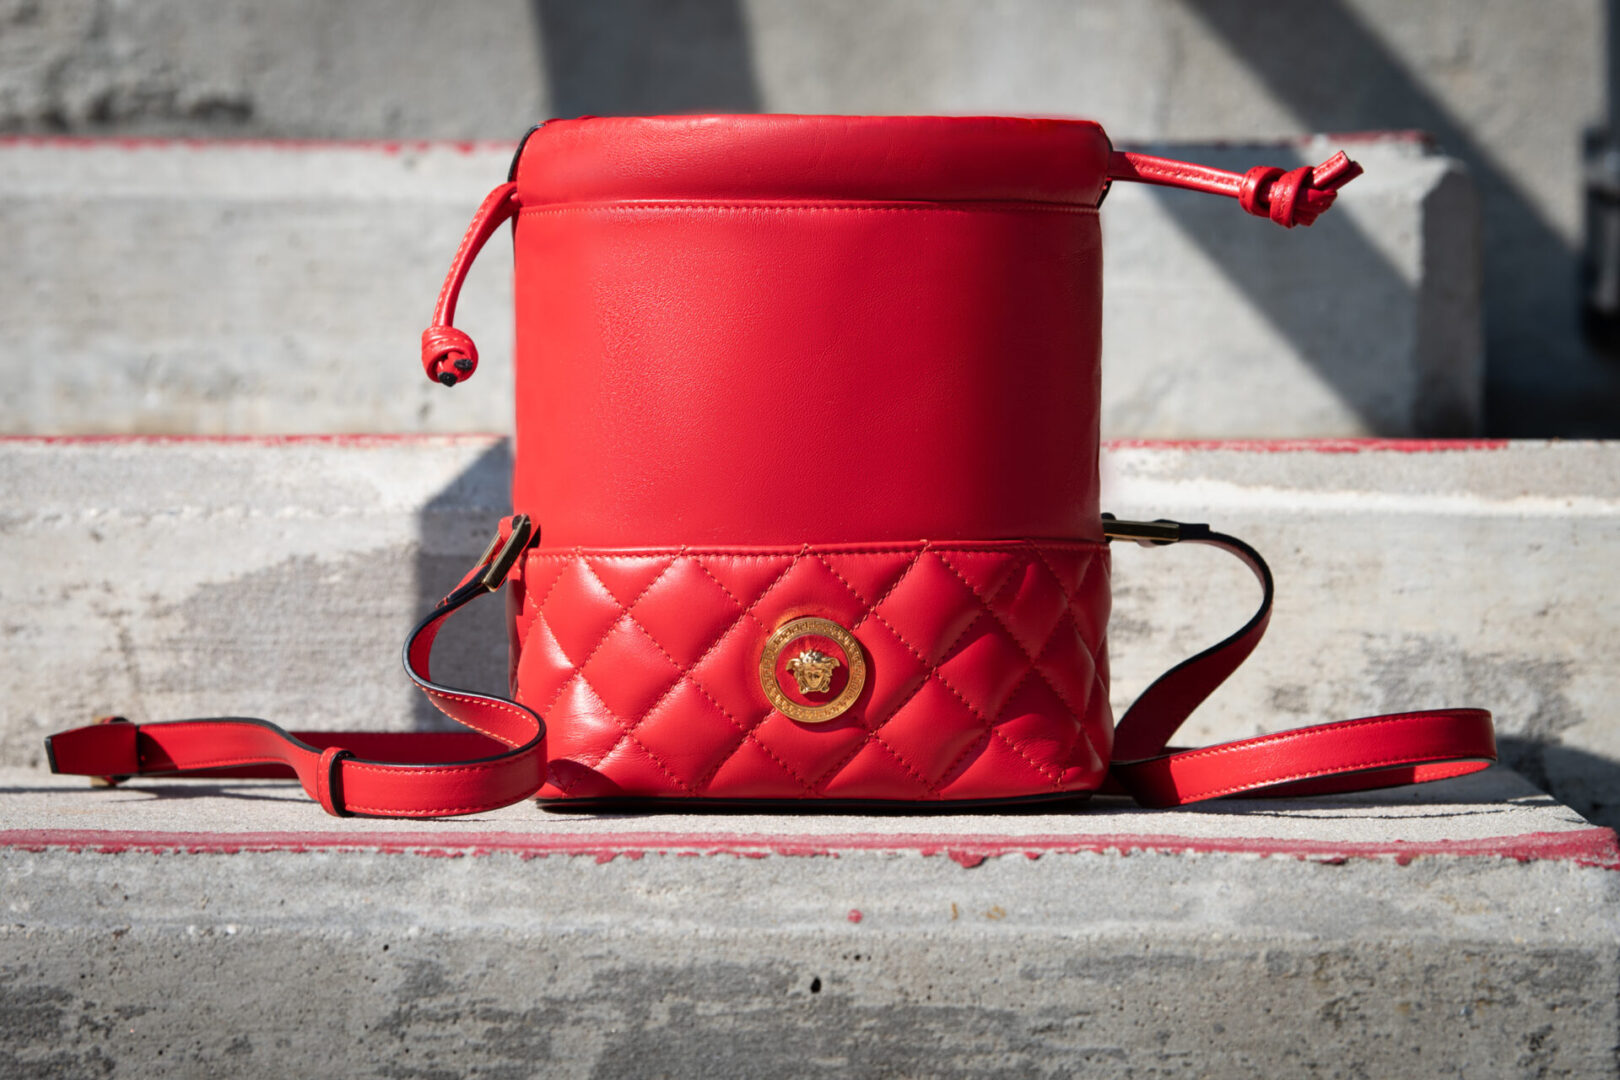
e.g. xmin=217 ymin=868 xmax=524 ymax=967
xmin=3 ymin=766 xmax=1616 ymax=1078
xmin=0 ymin=765 xmax=1601 ymax=853
xmin=4 ymin=438 xmax=1617 ymax=1075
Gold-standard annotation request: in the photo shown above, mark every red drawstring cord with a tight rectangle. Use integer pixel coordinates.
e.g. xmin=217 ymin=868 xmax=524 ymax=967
xmin=420 ymin=181 xmax=520 ymax=387
xmin=422 ymin=149 xmax=1363 ymax=387
xmin=1106 ymin=149 xmax=1363 ymax=228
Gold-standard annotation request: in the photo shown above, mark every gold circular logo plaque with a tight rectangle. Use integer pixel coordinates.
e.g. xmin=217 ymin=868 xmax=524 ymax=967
xmin=759 ymin=616 xmax=866 ymax=724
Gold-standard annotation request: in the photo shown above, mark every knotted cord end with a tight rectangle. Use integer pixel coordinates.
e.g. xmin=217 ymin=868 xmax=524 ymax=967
xmin=1239 ymin=150 xmax=1364 ymax=228
xmin=422 ymin=326 xmax=479 ymax=387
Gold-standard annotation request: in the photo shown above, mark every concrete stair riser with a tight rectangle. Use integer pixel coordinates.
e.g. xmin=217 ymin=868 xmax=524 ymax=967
xmin=1 ymin=438 xmax=1614 ymax=828
xmin=2 ymin=135 xmax=1479 ymax=437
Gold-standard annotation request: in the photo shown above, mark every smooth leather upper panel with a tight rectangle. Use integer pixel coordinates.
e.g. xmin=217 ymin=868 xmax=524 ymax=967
xmin=514 ymin=115 xmax=1112 ymax=206
xmin=512 ymin=202 xmax=1102 ymax=546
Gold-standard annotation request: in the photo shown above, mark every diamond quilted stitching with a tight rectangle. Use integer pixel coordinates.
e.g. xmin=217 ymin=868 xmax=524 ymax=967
xmin=1033 ymin=614 xmax=1102 ymax=721
xmin=594 ymin=738 xmax=695 ymax=794
xmin=1033 ymin=545 xmax=1096 ymax=600
xmin=980 ymin=558 xmax=1068 ymax=660
xmin=869 ymin=676 xmax=993 ymax=787
xmin=513 ymin=554 xmax=569 ymax=653
xmin=577 ymin=618 xmax=681 ymax=724
xmin=844 ymin=613 xmax=930 ymax=725
xmin=867 ymin=551 xmax=987 ymax=667
xmin=995 ymin=675 xmax=1085 ymax=774
xmin=704 ymin=736 xmax=819 ymax=799
xmin=586 ymin=553 xmax=678 ymax=610
xmin=934 ymin=547 xmax=1023 ymax=603
xmin=687 ymin=621 xmax=772 ymax=728
xmin=933 ymin=625 xmax=1033 ymax=724
xmin=547 ymin=676 xmax=633 ymax=767
xmin=812 ymin=549 xmax=920 ymax=608
xmin=1045 ymin=548 xmax=1110 ymax=645
xmin=749 ymin=710 xmax=869 ymax=789
xmin=750 ymin=555 xmax=874 ymax=630
xmin=819 ymin=741 xmax=934 ymax=800
xmin=519 ymin=542 xmax=1113 ymax=803
xmin=631 ymin=679 xmax=758 ymax=789
xmin=514 ymin=616 xmax=584 ymax=718
xmin=519 ymin=553 xmax=571 ymax=610
xmin=699 ymin=552 xmax=801 ymax=612
xmin=540 ymin=559 xmax=628 ymax=665
xmin=633 ymin=557 xmax=746 ymax=668
xmin=935 ymin=721 xmax=1057 ymax=799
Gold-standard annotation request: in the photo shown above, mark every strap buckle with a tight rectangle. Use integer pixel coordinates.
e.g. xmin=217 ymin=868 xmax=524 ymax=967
xmin=475 ymin=514 xmax=534 ymax=591
xmin=1101 ymin=514 xmax=1185 ymax=547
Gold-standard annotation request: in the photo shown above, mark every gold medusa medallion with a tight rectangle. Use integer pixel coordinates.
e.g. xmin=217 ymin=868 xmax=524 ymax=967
xmin=759 ymin=616 xmax=866 ymax=724
xmin=786 ymin=650 xmax=840 ymax=694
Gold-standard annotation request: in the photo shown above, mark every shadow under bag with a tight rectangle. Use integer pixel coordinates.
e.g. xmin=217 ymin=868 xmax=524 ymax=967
xmin=47 ymin=115 xmax=1496 ymax=816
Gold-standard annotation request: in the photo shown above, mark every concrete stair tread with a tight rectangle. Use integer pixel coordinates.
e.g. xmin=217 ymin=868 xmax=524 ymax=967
xmin=2 ymin=765 xmax=1610 ymax=865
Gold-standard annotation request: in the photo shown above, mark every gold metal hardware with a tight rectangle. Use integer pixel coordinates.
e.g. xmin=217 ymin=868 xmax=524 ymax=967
xmin=1100 ymin=515 xmax=1182 ymax=546
xmin=786 ymin=649 xmax=840 ymax=694
xmin=479 ymin=514 xmax=534 ymax=591
xmin=759 ymin=617 xmax=866 ymax=724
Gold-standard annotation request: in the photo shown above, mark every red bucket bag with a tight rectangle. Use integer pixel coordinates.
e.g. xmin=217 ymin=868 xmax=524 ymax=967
xmin=47 ymin=116 xmax=1496 ymax=817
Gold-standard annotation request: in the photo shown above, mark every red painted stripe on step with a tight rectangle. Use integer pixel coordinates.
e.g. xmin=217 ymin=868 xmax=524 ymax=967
xmin=3 ymin=826 xmax=1615 ymax=869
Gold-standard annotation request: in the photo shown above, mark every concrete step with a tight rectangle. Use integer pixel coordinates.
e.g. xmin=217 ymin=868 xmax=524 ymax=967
xmin=2 ymin=437 xmax=1614 ymax=829
xmin=1 ymin=0 xmax=1604 ymax=436
xmin=2 ymin=133 xmax=1479 ymax=437
xmin=2 ymin=765 xmax=1616 ymax=1077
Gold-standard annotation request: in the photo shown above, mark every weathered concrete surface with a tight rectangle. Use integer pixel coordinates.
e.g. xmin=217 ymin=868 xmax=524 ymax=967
xmin=2 ymin=135 xmax=1478 ymax=436
xmin=2 ymin=437 xmax=1617 ymax=835
xmin=0 ymin=760 xmax=1597 ymax=848
xmin=1102 ymin=136 xmax=1481 ymax=436
xmin=1 ymin=768 xmax=1616 ymax=1078
xmin=0 ymin=436 xmax=515 ymax=767
xmin=1101 ymin=439 xmax=1620 ymax=831
xmin=0 ymin=0 xmax=1607 ymax=433
xmin=0 ymin=140 xmax=516 ymax=434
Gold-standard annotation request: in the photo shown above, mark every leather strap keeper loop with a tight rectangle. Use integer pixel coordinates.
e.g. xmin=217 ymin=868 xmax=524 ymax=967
xmin=317 ymin=748 xmax=356 ymax=818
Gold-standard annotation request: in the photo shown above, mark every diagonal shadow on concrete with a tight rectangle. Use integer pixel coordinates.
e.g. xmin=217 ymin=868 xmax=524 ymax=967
xmin=1110 ymin=138 xmax=1466 ymax=436
xmin=532 ymin=0 xmax=762 ymax=117
xmin=402 ymin=1 xmax=768 ymax=728
xmin=1178 ymin=0 xmax=1617 ymax=435
xmin=411 ymin=439 xmax=515 ymax=731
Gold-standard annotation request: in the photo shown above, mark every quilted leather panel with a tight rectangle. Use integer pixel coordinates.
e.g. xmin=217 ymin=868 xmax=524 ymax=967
xmin=510 ymin=540 xmax=1111 ymax=801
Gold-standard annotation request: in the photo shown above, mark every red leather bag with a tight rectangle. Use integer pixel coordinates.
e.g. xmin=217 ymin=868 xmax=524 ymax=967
xmin=48 ymin=116 xmax=1496 ymax=816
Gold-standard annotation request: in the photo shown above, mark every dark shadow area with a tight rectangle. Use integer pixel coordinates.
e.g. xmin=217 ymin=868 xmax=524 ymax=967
xmin=1181 ymin=0 xmax=1620 ymax=436
xmin=1497 ymin=735 xmax=1620 ymax=831
xmin=411 ymin=439 xmax=516 ymax=730
xmin=0 ymin=783 xmax=306 ymax=805
xmin=1123 ymin=140 xmax=1465 ymax=435
xmin=533 ymin=0 xmax=762 ymax=117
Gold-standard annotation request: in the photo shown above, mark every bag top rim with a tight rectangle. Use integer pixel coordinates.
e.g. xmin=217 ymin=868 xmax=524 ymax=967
xmin=513 ymin=114 xmax=1112 ymax=206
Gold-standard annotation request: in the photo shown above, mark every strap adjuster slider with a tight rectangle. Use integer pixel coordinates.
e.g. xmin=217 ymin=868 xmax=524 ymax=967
xmin=1101 ymin=515 xmax=1185 ymax=547
xmin=476 ymin=514 xmax=534 ymax=591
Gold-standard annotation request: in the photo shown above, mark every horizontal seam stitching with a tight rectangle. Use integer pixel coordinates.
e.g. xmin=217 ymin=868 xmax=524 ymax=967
xmin=525 ymin=542 xmax=1106 ymax=558
xmin=1142 ymin=753 xmax=1487 ymax=804
xmin=518 ymin=203 xmax=1099 ymax=216
xmin=1149 ymin=714 xmax=1473 ymax=765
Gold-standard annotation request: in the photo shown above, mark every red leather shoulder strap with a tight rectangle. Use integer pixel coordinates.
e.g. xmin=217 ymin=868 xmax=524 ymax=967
xmin=1099 ymin=518 xmax=1495 ymax=807
xmin=46 ymin=515 xmax=1494 ymax=816
xmin=46 ymin=517 xmax=547 ymax=818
